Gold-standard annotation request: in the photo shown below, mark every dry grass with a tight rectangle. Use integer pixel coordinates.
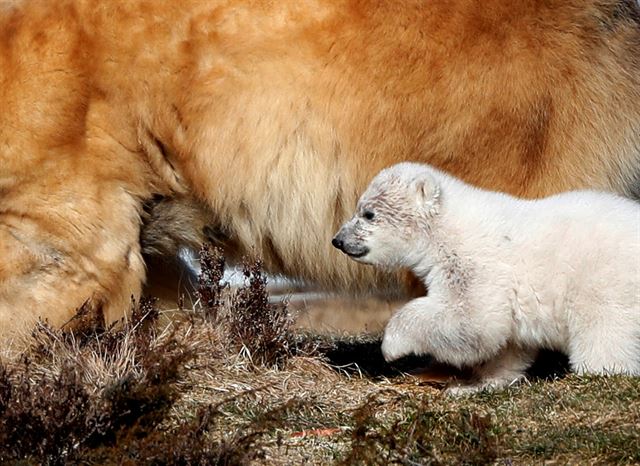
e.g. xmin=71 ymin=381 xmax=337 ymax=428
xmin=1 ymin=246 xmax=638 ymax=465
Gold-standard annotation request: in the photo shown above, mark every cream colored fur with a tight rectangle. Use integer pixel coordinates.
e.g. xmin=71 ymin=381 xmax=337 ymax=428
xmin=1 ymin=0 xmax=639 ymax=349
xmin=334 ymin=163 xmax=640 ymax=392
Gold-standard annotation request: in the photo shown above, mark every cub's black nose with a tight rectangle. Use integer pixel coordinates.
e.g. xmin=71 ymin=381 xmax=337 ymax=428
xmin=332 ymin=237 xmax=344 ymax=251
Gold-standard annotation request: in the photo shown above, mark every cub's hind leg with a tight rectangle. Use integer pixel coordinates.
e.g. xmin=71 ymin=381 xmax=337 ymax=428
xmin=568 ymin=316 xmax=640 ymax=377
xmin=446 ymin=345 xmax=537 ymax=395
xmin=566 ymin=280 xmax=640 ymax=376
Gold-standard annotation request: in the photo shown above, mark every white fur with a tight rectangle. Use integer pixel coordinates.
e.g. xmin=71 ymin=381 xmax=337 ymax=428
xmin=335 ymin=162 xmax=640 ymax=392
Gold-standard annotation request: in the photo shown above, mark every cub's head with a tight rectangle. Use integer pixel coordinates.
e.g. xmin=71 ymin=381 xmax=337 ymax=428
xmin=332 ymin=163 xmax=441 ymax=268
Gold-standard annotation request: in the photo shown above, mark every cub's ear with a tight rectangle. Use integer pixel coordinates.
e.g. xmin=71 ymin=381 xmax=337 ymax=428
xmin=415 ymin=173 xmax=441 ymax=215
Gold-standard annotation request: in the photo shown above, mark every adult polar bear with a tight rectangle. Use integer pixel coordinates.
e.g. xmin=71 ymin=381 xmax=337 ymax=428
xmin=0 ymin=0 xmax=639 ymax=347
xmin=333 ymin=163 xmax=640 ymax=392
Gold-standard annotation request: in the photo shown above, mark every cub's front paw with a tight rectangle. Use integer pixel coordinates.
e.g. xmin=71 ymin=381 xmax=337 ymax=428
xmin=381 ymin=334 xmax=410 ymax=362
xmin=381 ymin=321 xmax=418 ymax=362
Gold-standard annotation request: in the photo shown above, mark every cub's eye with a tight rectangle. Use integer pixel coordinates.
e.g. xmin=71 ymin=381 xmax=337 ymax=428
xmin=363 ymin=210 xmax=375 ymax=221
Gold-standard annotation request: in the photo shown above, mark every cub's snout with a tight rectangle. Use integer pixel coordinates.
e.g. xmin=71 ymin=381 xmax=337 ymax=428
xmin=331 ymin=236 xmax=345 ymax=251
xmin=332 ymin=226 xmax=369 ymax=259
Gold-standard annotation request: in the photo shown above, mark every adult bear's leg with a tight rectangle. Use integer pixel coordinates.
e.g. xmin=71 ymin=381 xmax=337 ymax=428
xmin=0 ymin=151 xmax=149 ymax=352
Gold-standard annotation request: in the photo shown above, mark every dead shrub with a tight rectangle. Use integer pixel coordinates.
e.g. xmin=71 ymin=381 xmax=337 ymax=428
xmin=0 ymin=299 xmax=196 ymax=464
xmin=0 ymin=248 xmax=303 ymax=464
xmin=196 ymin=242 xmax=228 ymax=320
xmin=225 ymin=256 xmax=294 ymax=367
xmin=193 ymin=245 xmax=297 ymax=368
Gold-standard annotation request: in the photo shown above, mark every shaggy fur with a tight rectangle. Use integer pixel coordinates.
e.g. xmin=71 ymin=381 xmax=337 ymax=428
xmin=334 ymin=163 xmax=640 ymax=392
xmin=1 ymin=0 xmax=639 ymax=347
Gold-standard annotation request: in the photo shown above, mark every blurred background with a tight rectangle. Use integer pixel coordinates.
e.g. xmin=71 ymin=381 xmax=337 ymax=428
xmin=145 ymin=246 xmax=402 ymax=335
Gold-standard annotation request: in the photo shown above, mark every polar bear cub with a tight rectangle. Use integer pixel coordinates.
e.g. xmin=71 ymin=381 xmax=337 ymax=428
xmin=332 ymin=162 xmax=640 ymax=393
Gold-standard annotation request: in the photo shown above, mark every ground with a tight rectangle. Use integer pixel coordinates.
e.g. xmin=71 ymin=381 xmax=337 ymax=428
xmin=0 ymin=248 xmax=638 ymax=465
